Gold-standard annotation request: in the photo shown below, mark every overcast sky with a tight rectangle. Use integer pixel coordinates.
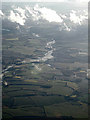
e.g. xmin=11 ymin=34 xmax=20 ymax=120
xmin=1 ymin=0 xmax=89 ymax=3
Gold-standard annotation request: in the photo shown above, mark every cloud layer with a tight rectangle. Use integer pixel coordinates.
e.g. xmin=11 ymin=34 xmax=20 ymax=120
xmin=26 ymin=4 xmax=63 ymax=23
xmin=5 ymin=4 xmax=88 ymax=32
xmin=70 ymin=10 xmax=88 ymax=25
xmin=8 ymin=7 xmax=26 ymax=25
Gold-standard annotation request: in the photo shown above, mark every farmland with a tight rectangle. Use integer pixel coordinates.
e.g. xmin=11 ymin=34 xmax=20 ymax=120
xmin=2 ymin=2 xmax=88 ymax=119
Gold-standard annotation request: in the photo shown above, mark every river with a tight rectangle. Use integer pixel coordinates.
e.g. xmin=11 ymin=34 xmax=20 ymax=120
xmin=1 ymin=40 xmax=56 ymax=81
xmin=22 ymin=39 xmax=56 ymax=63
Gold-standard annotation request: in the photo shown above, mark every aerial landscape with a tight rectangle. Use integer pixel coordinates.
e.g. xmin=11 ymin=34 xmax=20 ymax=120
xmin=0 ymin=0 xmax=89 ymax=119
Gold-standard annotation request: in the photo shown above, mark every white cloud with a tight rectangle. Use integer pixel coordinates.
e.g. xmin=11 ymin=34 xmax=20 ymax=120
xmin=38 ymin=6 xmax=63 ymax=23
xmin=8 ymin=4 xmax=63 ymax=25
xmin=8 ymin=7 xmax=26 ymax=25
xmin=7 ymin=4 xmax=88 ymax=30
xmin=58 ymin=10 xmax=88 ymax=32
xmin=70 ymin=12 xmax=81 ymax=25
xmin=15 ymin=7 xmax=26 ymax=19
xmin=26 ymin=5 xmax=41 ymax=21
xmin=70 ymin=10 xmax=88 ymax=25
xmin=8 ymin=11 xmax=25 ymax=25
xmin=26 ymin=4 xmax=63 ymax=23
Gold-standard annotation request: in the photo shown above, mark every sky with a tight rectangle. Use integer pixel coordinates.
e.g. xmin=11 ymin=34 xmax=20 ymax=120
xmin=1 ymin=0 xmax=89 ymax=3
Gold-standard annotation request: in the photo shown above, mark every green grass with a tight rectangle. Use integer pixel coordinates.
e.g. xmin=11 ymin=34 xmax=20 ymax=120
xmin=45 ymin=83 xmax=73 ymax=96
xmin=44 ymin=102 xmax=88 ymax=118
xmin=31 ymin=96 xmax=66 ymax=106
xmin=78 ymin=94 xmax=88 ymax=103
xmin=13 ymin=97 xmax=35 ymax=107
xmin=2 ymin=31 xmax=88 ymax=119
xmin=4 ymin=90 xmax=36 ymax=97
xmin=3 ymin=107 xmax=44 ymax=118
